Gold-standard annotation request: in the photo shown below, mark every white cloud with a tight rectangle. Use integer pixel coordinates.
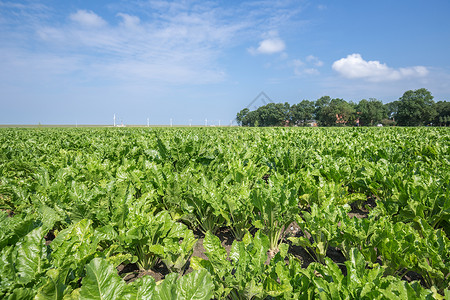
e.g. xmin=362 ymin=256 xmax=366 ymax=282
xmin=117 ymin=13 xmax=140 ymax=28
xmin=293 ymin=59 xmax=304 ymax=67
xmin=0 ymin=1 xmax=304 ymax=88
xmin=257 ymin=37 xmax=285 ymax=54
xmin=303 ymin=68 xmax=320 ymax=75
xmin=332 ymin=53 xmax=428 ymax=82
xmin=294 ymin=66 xmax=319 ymax=76
xmin=32 ymin=6 xmax=246 ymax=85
xmin=292 ymin=55 xmax=323 ymax=76
xmin=70 ymin=10 xmax=107 ymax=28
xmin=249 ymin=31 xmax=286 ymax=55
xmin=306 ymin=55 xmax=323 ymax=67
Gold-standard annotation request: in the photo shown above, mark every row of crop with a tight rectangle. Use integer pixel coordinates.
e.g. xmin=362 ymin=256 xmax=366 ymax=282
xmin=0 ymin=210 xmax=213 ymax=299
xmin=1 ymin=179 xmax=449 ymax=298
xmin=0 ymin=127 xmax=449 ymax=299
xmin=1 ymin=208 xmax=447 ymax=299
xmin=2 ymin=131 xmax=447 ymax=238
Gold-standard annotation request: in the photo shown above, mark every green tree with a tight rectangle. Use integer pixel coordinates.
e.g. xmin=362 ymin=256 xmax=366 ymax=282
xmin=244 ymin=110 xmax=260 ymax=126
xmin=236 ymin=108 xmax=250 ymax=126
xmin=237 ymin=108 xmax=259 ymax=126
xmin=385 ymin=100 xmax=399 ymax=121
xmin=291 ymin=100 xmax=315 ymax=126
xmin=314 ymin=96 xmax=331 ymax=126
xmin=432 ymin=101 xmax=450 ymax=126
xmin=255 ymin=102 xmax=290 ymax=126
xmin=357 ymin=98 xmax=387 ymax=126
xmin=396 ymin=88 xmax=436 ymax=126
xmin=316 ymin=97 xmax=355 ymax=126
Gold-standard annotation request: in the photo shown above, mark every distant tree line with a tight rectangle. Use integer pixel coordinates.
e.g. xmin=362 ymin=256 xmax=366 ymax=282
xmin=236 ymin=88 xmax=450 ymax=127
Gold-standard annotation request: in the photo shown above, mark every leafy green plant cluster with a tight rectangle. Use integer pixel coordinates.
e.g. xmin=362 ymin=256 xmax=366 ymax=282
xmin=0 ymin=127 xmax=449 ymax=299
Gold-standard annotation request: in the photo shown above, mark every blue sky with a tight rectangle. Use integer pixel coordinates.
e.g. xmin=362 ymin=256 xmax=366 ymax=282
xmin=1 ymin=0 xmax=449 ymax=125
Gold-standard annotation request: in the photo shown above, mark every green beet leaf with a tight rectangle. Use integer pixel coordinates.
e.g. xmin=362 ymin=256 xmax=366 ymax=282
xmin=122 ymin=276 xmax=155 ymax=300
xmin=79 ymin=257 xmax=125 ymax=300
xmin=152 ymin=272 xmax=177 ymax=300
xmin=176 ymin=269 xmax=214 ymax=300
xmin=35 ymin=269 xmax=68 ymax=300
xmin=15 ymin=226 xmax=49 ymax=285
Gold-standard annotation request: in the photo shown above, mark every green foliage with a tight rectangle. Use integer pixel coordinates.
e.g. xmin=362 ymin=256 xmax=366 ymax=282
xmin=0 ymin=225 xmax=50 ymax=298
xmin=181 ymin=173 xmax=227 ymax=234
xmin=0 ymin=126 xmax=449 ymax=299
xmin=192 ymin=230 xmax=289 ymax=299
xmin=237 ymin=103 xmax=291 ymax=127
xmin=306 ymin=249 xmax=434 ymax=300
xmin=235 ymin=88 xmax=445 ymax=127
xmin=290 ymin=100 xmax=315 ymax=126
xmin=120 ymin=210 xmax=197 ymax=272
xmin=369 ymin=218 xmax=450 ymax=293
xmin=80 ymin=257 xmax=125 ymax=300
xmin=433 ymin=101 xmax=450 ymax=126
xmin=251 ymin=174 xmax=300 ymax=251
xmin=35 ymin=269 xmax=68 ymax=300
xmin=357 ymin=98 xmax=387 ymax=126
xmin=80 ymin=257 xmax=213 ymax=300
xmin=236 ymin=108 xmax=250 ymax=126
xmin=316 ymin=98 xmax=356 ymax=126
xmin=396 ymin=88 xmax=436 ymax=126
xmin=289 ymin=203 xmax=349 ymax=264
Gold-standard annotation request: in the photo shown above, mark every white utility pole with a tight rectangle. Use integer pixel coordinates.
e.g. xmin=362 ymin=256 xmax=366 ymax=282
xmin=189 ymin=119 xmax=192 ymax=127
xmin=113 ymin=114 xmax=116 ymax=127
xmin=147 ymin=118 xmax=149 ymax=127
xmin=170 ymin=118 xmax=173 ymax=127
xmin=205 ymin=118 xmax=208 ymax=126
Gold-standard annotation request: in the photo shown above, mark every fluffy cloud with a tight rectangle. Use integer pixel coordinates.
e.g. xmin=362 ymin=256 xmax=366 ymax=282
xmin=70 ymin=10 xmax=107 ymax=27
xmin=257 ymin=38 xmax=285 ymax=54
xmin=249 ymin=31 xmax=285 ymax=55
xmin=332 ymin=53 xmax=428 ymax=81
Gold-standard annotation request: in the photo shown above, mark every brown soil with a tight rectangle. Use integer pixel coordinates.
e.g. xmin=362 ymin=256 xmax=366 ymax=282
xmin=284 ymin=221 xmax=301 ymax=238
xmin=288 ymin=243 xmax=316 ymax=268
xmin=192 ymin=237 xmax=208 ymax=261
xmin=326 ymin=247 xmax=347 ymax=275
xmin=285 ymin=223 xmax=315 ymax=268
xmin=44 ymin=230 xmax=56 ymax=246
xmin=118 ymin=261 xmax=170 ymax=283
xmin=402 ymin=270 xmax=426 ymax=286
xmin=348 ymin=195 xmax=377 ymax=218
xmin=215 ymin=226 xmax=235 ymax=254
xmin=262 ymin=174 xmax=270 ymax=184
xmin=0 ymin=208 xmax=15 ymax=217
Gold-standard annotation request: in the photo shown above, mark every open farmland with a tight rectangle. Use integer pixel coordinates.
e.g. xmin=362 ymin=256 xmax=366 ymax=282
xmin=0 ymin=127 xmax=449 ymax=299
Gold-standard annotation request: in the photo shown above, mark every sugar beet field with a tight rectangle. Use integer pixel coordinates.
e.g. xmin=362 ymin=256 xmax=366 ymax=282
xmin=0 ymin=127 xmax=449 ymax=299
